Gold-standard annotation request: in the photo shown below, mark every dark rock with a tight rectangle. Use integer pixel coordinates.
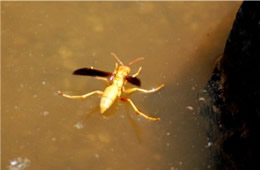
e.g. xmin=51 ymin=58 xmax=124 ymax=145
xmin=199 ymin=2 xmax=260 ymax=170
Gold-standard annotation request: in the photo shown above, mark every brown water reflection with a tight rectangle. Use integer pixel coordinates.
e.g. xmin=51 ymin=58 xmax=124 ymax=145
xmin=2 ymin=2 xmax=241 ymax=170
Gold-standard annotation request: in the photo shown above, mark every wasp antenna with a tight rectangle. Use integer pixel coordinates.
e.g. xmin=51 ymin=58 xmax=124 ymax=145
xmin=128 ymin=57 xmax=144 ymax=66
xmin=111 ymin=52 xmax=124 ymax=65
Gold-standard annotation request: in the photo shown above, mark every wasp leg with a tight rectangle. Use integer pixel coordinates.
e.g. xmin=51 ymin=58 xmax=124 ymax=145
xmin=120 ymin=97 xmax=160 ymax=121
xmin=57 ymin=90 xmax=103 ymax=99
xmin=132 ymin=67 xmax=142 ymax=77
xmin=124 ymin=84 xmax=164 ymax=94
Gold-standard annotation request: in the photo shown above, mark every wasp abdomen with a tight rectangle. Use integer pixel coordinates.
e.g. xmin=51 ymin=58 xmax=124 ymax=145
xmin=100 ymin=85 xmax=118 ymax=113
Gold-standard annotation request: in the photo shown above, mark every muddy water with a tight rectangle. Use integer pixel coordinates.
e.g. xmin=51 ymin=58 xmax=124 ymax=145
xmin=2 ymin=2 xmax=241 ymax=170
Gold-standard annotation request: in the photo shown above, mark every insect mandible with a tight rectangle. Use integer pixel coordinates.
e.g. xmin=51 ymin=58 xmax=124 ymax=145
xmin=57 ymin=53 xmax=164 ymax=121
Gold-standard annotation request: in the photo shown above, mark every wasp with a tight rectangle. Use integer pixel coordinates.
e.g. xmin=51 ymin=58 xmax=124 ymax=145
xmin=57 ymin=53 xmax=164 ymax=121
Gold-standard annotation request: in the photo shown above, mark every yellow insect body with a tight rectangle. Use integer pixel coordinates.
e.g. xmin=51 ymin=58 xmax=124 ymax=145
xmin=100 ymin=65 xmax=130 ymax=113
xmin=58 ymin=53 xmax=164 ymax=121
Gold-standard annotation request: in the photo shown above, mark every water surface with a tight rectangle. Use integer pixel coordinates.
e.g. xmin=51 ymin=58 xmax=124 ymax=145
xmin=2 ymin=2 xmax=241 ymax=170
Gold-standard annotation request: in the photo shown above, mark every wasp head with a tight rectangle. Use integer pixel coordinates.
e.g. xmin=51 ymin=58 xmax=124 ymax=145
xmin=117 ymin=65 xmax=131 ymax=76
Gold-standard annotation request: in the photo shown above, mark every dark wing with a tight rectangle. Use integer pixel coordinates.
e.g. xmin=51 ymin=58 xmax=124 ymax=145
xmin=126 ymin=76 xmax=141 ymax=87
xmin=73 ymin=68 xmax=112 ymax=77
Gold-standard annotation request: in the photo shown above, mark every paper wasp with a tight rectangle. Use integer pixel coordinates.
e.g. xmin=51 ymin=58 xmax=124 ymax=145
xmin=57 ymin=53 xmax=164 ymax=121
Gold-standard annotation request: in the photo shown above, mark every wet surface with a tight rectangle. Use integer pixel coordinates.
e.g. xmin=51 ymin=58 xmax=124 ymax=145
xmin=2 ymin=2 xmax=241 ymax=170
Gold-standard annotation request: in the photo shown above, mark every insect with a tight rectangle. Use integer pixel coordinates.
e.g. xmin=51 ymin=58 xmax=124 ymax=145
xmin=57 ymin=53 xmax=164 ymax=121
